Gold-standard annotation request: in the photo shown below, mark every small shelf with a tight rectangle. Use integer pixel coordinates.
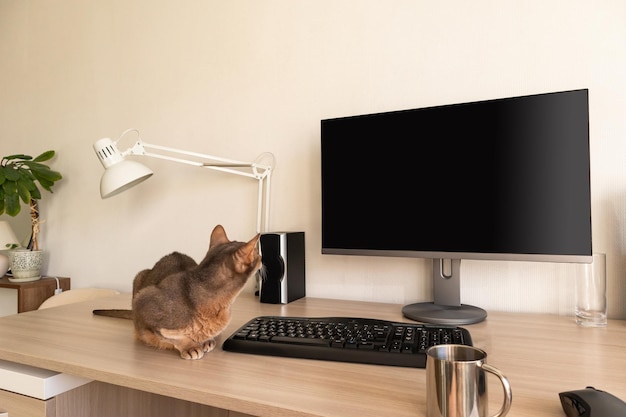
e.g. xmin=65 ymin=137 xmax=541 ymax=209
xmin=0 ymin=276 xmax=70 ymax=314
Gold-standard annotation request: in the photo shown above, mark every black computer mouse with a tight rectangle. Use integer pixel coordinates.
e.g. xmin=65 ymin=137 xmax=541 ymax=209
xmin=559 ymin=386 xmax=626 ymax=417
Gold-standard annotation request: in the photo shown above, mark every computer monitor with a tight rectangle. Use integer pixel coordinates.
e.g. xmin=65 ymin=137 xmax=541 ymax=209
xmin=320 ymin=89 xmax=592 ymax=325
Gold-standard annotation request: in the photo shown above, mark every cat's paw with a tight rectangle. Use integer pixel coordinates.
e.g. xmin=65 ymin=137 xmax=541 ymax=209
xmin=180 ymin=346 xmax=206 ymax=360
xmin=178 ymin=339 xmax=216 ymax=359
xmin=202 ymin=339 xmax=216 ymax=353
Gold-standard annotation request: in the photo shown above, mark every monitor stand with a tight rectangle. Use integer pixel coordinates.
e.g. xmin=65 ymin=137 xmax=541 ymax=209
xmin=402 ymin=258 xmax=487 ymax=325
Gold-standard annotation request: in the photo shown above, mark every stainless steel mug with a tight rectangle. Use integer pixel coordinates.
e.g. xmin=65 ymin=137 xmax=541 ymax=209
xmin=426 ymin=345 xmax=512 ymax=417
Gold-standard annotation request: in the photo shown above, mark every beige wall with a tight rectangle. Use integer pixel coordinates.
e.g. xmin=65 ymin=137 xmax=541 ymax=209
xmin=1 ymin=1 xmax=625 ymax=318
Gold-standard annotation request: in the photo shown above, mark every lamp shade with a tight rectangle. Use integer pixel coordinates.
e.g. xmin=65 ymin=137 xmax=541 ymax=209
xmin=99 ymin=159 xmax=154 ymax=198
xmin=94 ymin=137 xmax=154 ymax=198
xmin=0 ymin=221 xmax=20 ymax=249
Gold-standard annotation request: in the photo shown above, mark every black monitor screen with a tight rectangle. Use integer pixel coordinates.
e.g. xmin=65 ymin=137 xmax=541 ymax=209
xmin=321 ymin=89 xmax=592 ymax=263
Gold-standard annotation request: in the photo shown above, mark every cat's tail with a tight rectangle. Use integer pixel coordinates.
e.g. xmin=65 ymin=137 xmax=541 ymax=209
xmin=92 ymin=309 xmax=133 ymax=320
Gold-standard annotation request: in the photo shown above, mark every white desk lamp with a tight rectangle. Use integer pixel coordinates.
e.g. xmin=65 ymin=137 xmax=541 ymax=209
xmin=0 ymin=221 xmax=20 ymax=277
xmin=93 ymin=128 xmax=274 ymax=233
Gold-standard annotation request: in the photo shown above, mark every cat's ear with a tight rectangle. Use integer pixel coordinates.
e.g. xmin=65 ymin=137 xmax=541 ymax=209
xmin=235 ymin=233 xmax=261 ymax=264
xmin=209 ymin=225 xmax=230 ymax=248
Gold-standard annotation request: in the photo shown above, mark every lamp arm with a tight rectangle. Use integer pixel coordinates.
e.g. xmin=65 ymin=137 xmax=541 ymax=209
xmin=114 ymin=129 xmax=273 ymax=233
xmin=126 ymin=140 xmax=272 ymax=180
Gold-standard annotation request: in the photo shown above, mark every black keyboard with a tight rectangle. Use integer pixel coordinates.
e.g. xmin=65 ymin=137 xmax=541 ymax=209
xmin=222 ymin=316 xmax=473 ymax=368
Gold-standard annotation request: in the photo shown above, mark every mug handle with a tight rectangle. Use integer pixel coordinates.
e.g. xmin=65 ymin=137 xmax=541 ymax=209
xmin=480 ymin=363 xmax=513 ymax=417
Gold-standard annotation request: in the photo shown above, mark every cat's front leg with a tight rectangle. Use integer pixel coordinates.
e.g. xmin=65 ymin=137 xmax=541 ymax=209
xmin=157 ymin=328 xmax=210 ymax=360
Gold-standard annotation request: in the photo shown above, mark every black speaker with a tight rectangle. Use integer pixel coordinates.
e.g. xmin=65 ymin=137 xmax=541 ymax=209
xmin=259 ymin=232 xmax=305 ymax=304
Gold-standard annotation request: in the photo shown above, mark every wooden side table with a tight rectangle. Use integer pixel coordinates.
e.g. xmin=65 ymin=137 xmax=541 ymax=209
xmin=0 ymin=276 xmax=70 ymax=314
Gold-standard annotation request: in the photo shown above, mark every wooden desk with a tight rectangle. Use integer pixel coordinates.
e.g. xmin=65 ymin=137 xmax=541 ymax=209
xmin=0 ymin=293 xmax=624 ymax=417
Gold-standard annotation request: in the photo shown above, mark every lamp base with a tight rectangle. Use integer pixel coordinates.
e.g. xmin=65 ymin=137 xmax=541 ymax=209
xmin=0 ymin=254 xmax=9 ymax=277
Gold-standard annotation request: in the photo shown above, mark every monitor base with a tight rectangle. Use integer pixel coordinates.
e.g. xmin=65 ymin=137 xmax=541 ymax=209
xmin=402 ymin=302 xmax=487 ymax=326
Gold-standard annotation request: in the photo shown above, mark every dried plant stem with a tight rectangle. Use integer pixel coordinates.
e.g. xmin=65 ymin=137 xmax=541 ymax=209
xmin=29 ymin=199 xmax=40 ymax=251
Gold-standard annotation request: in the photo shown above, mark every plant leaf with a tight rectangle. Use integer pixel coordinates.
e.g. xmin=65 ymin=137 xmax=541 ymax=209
xmin=18 ymin=170 xmax=36 ymax=189
xmin=29 ymin=165 xmax=62 ymax=182
xmin=18 ymin=169 xmax=36 ymax=182
xmin=3 ymin=192 xmax=20 ymax=216
xmin=3 ymin=165 xmax=20 ymax=181
xmin=34 ymin=177 xmax=53 ymax=193
xmin=16 ymin=180 xmax=31 ymax=204
xmin=2 ymin=180 xmax=16 ymax=195
xmin=29 ymin=186 xmax=42 ymax=200
xmin=33 ymin=150 xmax=55 ymax=163
xmin=3 ymin=154 xmax=32 ymax=161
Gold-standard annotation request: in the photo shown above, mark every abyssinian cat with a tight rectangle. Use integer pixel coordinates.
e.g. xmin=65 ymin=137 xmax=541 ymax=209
xmin=93 ymin=225 xmax=261 ymax=360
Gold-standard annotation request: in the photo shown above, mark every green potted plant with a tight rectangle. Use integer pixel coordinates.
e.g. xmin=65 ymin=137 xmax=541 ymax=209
xmin=0 ymin=151 xmax=62 ymax=281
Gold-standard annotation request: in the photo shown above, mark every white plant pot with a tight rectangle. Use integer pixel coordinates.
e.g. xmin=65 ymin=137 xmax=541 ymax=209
xmin=8 ymin=249 xmax=45 ymax=282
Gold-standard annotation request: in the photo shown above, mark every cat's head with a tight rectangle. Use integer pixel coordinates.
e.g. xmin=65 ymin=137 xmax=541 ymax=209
xmin=206 ymin=224 xmax=262 ymax=282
